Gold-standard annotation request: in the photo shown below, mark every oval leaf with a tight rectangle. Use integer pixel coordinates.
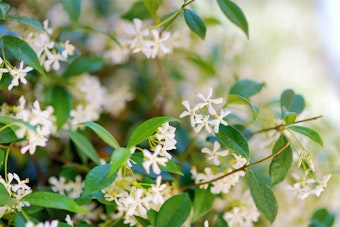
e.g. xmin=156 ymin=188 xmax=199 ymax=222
xmin=121 ymin=1 xmax=151 ymax=21
xmin=110 ymin=147 xmax=131 ymax=174
xmin=2 ymin=36 xmax=45 ymax=76
xmin=51 ymin=86 xmax=72 ymax=130
xmin=309 ymin=208 xmax=335 ymax=227
xmin=22 ymin=191 xmax=87 ymax=213
xmin=192 ymin=188 xmax=216 ymax=222
xmin=288 ymin=125 xmax=323 ymax=146
xmin=83 ymin=164 xmax=117 ymax=196
xmin=143 ymin=0 xmax=159 ymax=19
xmin=82 ymin=121 xmax=120 ymax=149
xmin=184 ymin=9 xmax=206 ymax=40
xmin=160 ymin=159 xmax=183 ymax=175
xmin=156 ymin=193 xmax=191 ymax=227
xmin=280 ymin=89 xmax=305 ymax=117
xmin=64 ymin=129 xmax=101 ymax=165
xmin=0 ymin=123 xmax=18 ymax=143
xmin=127 ymin=116 xmax=178 ymax=148
xmin=63 ymin=56 xmax=105 ymax=78
xmin=249 ymin=171 xmax=278 ymax=223
xmin=2 ymin=15 xmax=44 ymax=31
xmin=0 ymin=184 xmax=17 ymax=207
xmin=227 ymin=94 xmax=258 ymax=120
xmin=216 ymin=125 xmax=249 ymax=159
xmin=60 ymin=0 xmax=81 ymax=22
xmin=229 ymin=79 xmax=265 ymax=98
xmin=269 ymin=134 xmax=292 ymax=185
xmin=217 ymin=0 xmax=249 ymax=38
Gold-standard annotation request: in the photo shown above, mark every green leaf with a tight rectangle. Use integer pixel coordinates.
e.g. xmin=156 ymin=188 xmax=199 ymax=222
xmin=269 ymin=134 xmax=292 ymax=185
xmin=2 ymin=36 xmax=45 ymax=76
xmin=0 ymin=123 xmax=18 ymax=143
xmin=214 ymin=214 xmax=229 ymax=227
xmin=283 ymin=112 xmax=297 ymax=125
xmin=65 ymin=130 xmax=101 ymax=165
xmin=192 ymin=188 xmax=216 ymax=222
xmin=309 ymin=208 xmax=335 ymax=227
xmin=0 ymin=149 xmax=4 ymax=170
xmin=13 ymin=213 xmax=29 ymax=227
xmin=1 ymin=15 xmax=44 ymax=31
xmin=249 ymin=171 xmax=278 ymax=223
xmin=143 ymin=0 xmax=159 ymax=19
xmin=217 ymin=0 xmax=249 ymax=38
xmin=60 ymin=0 xmax=81 ymax=22
xmin=187 ymin=55 xmax=216 ymax=75
xmin=134 ymin=216 xmax=150 ymax=227
xmin=0 ymin=3 xmax=10 ymax=16
xmin=160 ymin=159 xmax=183 ymax=175
xmin=121 ymin=1 xmax=151 ymax=21
xmin=216 ymin=125 xmax=249 ymax=159
xmin=51 ymin=86 xmax=72 ymax=130
xmin=83 ymin=164 xmax=117 ymax=196
xmin=288 ymin=125 xmax=323 ymax=146
xmin=22 ymin=191 xmax=87 ymax=213
xmin=227 ymin=94 xmax=258 ymax=120
xmin=280 ymin=89 xmax=305 ymax=117
xmin=229 ymin=79 xmax=265 ymax=98
xmin=81 ymin=122 xmax=120 ymax=149
xmin=127 ymin=116 xmax=178 ymax=148
xmin=147 ymin=209 xmax=158 ymax=227
xmin=0 ymin=184 xmax=17 ymax=207
xmin=184 ymin=9 xmax=206 ymax=40
xmin=63 ymin=56 xmax=105 ymax=78
xmin=0 ymin=116 xmax=36 ymax=132
xmin=110 ymin=147 xmax=131 ymax=174
xmin=156 ymin=193 xmax=192 ymax=227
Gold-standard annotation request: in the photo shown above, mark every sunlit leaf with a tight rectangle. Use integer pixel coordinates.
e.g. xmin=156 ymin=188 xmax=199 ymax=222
xmin=288 ymin=125 xmax=323 ymax=146
xmin=184 ymin=9 xmax=206 ymax=40
xmin=192 ymin=188 xmax=216 ymax=222
xmin=143 ymin=0 xmax=159 ymax=19
xmin=110 ymin=147 xmax=131 ymax=174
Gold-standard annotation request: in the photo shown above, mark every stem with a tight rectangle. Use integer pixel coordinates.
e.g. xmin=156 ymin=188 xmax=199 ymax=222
xmin=180 ymin=142 xmax=289 ymax=190
xmin=4 ymin=147 xmax=10 ymax=182
xmin=246 ymin=115 xmax=323 ymax=138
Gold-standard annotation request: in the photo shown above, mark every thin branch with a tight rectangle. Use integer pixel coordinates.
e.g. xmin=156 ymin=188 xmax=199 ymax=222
xmin=179 ymin=142 xmax=290 ymax=190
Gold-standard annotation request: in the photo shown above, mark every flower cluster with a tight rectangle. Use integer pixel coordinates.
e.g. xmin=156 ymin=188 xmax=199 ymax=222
xmin=288 ymin=171 xmax=331 ymax=200
xmin=180 ymin=87 xmax=231 ymax=134
xmin=26 ymin=20 xmax=75 ymax=72
xmin=0 ymin=97 xmax=56 ymax=154
xmin=25 ymin=220 xmax=59 ymax=227
xmin=0 ymin=173 xmax=32 ymax=217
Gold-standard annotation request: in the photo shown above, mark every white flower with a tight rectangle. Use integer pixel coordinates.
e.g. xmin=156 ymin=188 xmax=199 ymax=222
xmin=25 ymin=220 xmax=59 ymax=227
xmin=180 ymin=100 xmax=199 ymax=127
xmin=202 ymin=141 xmax=229 ymax=165
xmin=150 ymin=176 xmax=167 ymax=204
xmin=8 ymin=62 xmax=33 ymax=90
xmin=62 ymin=40 xmax=75 ymax=58
xmin=149 ymin=29 xmax=172 ymax=58
xmin=44 ymin=50 xmax=64 ymax=71
xmin=142 ymin=145 xmax=168 ymax=175
xmin=196 ymin=87 xmax=224 ymax=115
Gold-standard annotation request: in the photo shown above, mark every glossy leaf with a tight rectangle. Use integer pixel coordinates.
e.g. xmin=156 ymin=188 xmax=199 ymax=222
xmin=22 ymin=191 xmax=87 ymax=213
xmin=121 ymin=1 xmax=150 ymax=21
xmin=63 ymin=56 xmax=105 ymax=78
xmin=309 ymin=208 xmax=335 ymax=227
xmin=127 ymin=116 xmax=178 ymax=148
xmin=60 ymin=0 xmax=81 ymax=22
xmin=283 ymin=112 xmax=297 ymax=125
xmin=0 ymin=123 xmax=18 ymax=143
xmin=147 ymin=209 xmax=158 ymax=227
xmin=65 ymin=130 xmax=101 ymax=165
xmin=214 ymin=214 xmax=229 ymax=227
xmin=156 ymin=193 xmax=191 ymax=227
xmin=184 ymin=9 xmax=206 ymax=40
xmin=0 ymin=116 xmax=35 ymax=132
xmin=249 ymin=171 xmax=278 ymax=223
xmin=160 ymin=159 xmax=183 ymax=175
xmin=269 ymin=134 xmax=292 ymax=185
xmin=288 ymin=125 xmax=323 ymax=146
xmin=0 ymin=184 xmax=16 ymax=207
xmin=2 ymin=36 xmax=45 ymax=76
xmin=227 ymin=94 xmax=258 ymax=120
xmin=280 ymin=89 xmax=305 ymax=117
xmin=13 ymin=213 xmax=28 ymax=227
xmin=216 ymin=125 xmax=249 ymax=159
xmin=143 ymin=0 xmax=159 ymax=19
xmin=110 ymin=147 xmax=131 ymax=174
xmin=1 ymin=15 xmax=44 ymax=31
xmin=81 ymin=121 xmax=120 ymax=149
xmin=0 ymin=149 xmax=4 ymax=170
xmin=134 ymin=216 xmax=150 ymax=227
xmin=83 ymin=164 xmax=117 ymax=196
xmin=229 ymin=79 xmax=265 ymax=98
xmin=217 ymin=0 xmax=249 ymax=38
xmin=192 ymin=188 xmax=216 ymax=222
xmin=51 ymin=86 xmax=72 ymax=130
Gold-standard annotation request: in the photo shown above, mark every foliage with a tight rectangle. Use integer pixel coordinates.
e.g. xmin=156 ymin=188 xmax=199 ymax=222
xmin=0 ymin=0 xmax=333 ymax=226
